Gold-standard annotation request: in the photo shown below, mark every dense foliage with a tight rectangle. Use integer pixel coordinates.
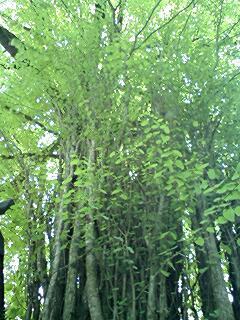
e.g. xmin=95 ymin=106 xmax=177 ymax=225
xmin=0 ymin=0 xmax=240 ymax=319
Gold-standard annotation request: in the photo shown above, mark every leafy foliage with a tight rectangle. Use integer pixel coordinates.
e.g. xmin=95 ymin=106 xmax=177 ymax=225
xmin=0 ymin=0 xmax=240 ymax=319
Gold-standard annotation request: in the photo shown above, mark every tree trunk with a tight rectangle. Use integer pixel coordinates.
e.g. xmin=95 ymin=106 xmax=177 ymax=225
xmin=222 ymin=223 xmax=240 ymax=319
xmin=0 ymin=251 xmax=4 ymax=320
xmin=62 ymin=217 xmax=82 ymax=320
xmin=85 ymin=140 xmax=104 ymax=320
xmin=194 ymin=195 xmax=234 ymax=320
xmin=41 ymin=211 xmax=66 ymax=320
xmin=147 ymin=263 xmax=157 ymax=320
xmin=159 ymin=274 xmax=168 ymax=320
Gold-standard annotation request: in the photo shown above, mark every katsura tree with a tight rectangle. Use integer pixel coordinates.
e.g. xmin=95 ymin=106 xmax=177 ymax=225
xmin=0 ymin=0 xmax=240 ymax=319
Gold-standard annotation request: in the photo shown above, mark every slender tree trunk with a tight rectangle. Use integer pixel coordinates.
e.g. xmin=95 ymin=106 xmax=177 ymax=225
xmin=221 ymin=224 xmax=240 ymax=319
xmin=193 ymin=195 xmax=235 ymax=320
xmin=205 ymin=231 xmax=234 ymax=319
xmin=113 ymin=261 xmax=119 ymax=320
xmin=62 ymin=217 xmax=82 ymax=320
xmin=130 ymin=268 xmax=136 ymax=320
xmin=166 ymin=243 xmax=183 ymax=320
xmin=85 ymin=140 xmax=104 ymax=320
xmin=25 ymin=198 xmax=40 ymax=320
xmin=42 ymin=148 xmax=74 ymax=319
xmin=0 ymin=250 xmax=4 ymax=320
xmin=147 ymin=263 xmax=157 ymax=320
xmin=159 ymin=274 xmax=168 ymax=320
xmin=41 ymin=210 xmax=65 ymax=320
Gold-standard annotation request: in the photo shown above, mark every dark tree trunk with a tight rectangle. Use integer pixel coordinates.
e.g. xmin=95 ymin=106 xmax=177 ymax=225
xmin=0 ymin=248 xmax=4 ymax=320
xmin=222 ymin=223 xmax=240 ymax=319
xmin=0 ymin=199 xmax=14 ymax=320
xmin=0 ymin=26 xmax=18 ymax=57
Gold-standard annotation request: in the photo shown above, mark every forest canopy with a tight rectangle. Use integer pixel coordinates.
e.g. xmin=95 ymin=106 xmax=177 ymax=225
xmin=0 ymin=0 xmax=240 ymax=319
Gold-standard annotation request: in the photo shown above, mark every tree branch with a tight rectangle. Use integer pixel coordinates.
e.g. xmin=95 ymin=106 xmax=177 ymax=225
xmin=107 ymin=0 xmax=124 ymax=32
xmin=0 ymin=138 xmax=59 ymax=161
xmin=0 ymin=152 xmax=59 ymax=160
xmin=213 ymin=0 xmax=224 ymax=71
xmin=3 ymin=106 xmax=57 ymax=135
xmin=130 ymin=0 xmax=195 ymax=56
xmin=130 ymin=0 xmax=163 ymax=55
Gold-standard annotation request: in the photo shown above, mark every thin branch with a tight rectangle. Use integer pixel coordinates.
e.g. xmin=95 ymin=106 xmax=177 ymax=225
xmin=130 ymin=0 xmax=163 ymax=55
xmin=59 ymin=0 xmax=75 ymax=23
xmin=0 ymin=134 xmax=59 ymax=161
xmin=107 ymin=0 xmax=124 ymax=32
xmin=222 ymin=17 xmax=240 ymax=41
xmin=130 ymin=0 xmax=195 ymax=56
xmin=107 ymin=0 xmax=117 ymax=30
xmin=207 ymin=115 xmax=223 ymax=153
xmin=213 ymin=0 xmax=224 ymax=71
xmin=107 ymin=0 xmax=115 ymax=10
xmin=3 ymin=106 xmax=57 ymax=135
xmin=0 ymin=152 xmax=59 ymax=160
xmin=229 ymin=70 xmax=240 ymax=82
xmin=116 ymin=0 xmax=122 ymax=10
xmin=205 ymin=17 xmax=240 ymax=45
xmin=176 ymin=9 xmax=193 ymax=53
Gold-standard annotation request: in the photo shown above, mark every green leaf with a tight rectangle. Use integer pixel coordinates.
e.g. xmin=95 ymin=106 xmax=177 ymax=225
xmin=235 ymin=206 xmax=240 ymax=217
xmin=216 ymin=216 xmax=227 ymax=225
xmin=199 ymin=267 xmax=208 ymax=274
xmin=141 ymin=119 xmax=149 ymax=126
xmin=225 ymin=191 xmax=240 ymax=201
xmin=120 ymin=194 xmax=128 ymax=200
xmin=207 ymin=169 xmax=216 ymax=180
xmin=167 ymin=261 xmax=175 ymax=270
xmin=161 ymin=135 xmax=169 ymax=143
xmin=127 ymin=246 xmax=134 ymax=254
xmin=217 ymin=182 xmax=236 ymax=194
xmin=175 ymin=160 xmax=184 ymax=170
xmin=70 ymin=158 xmax=79 ymax=165
xmin=201 ymin=180 xmax=208 ymax=190
xmin=160 ymin=124 xmax=170 ymax=134
xmin=172 ymin=150 xmax=182 ymax=158
xmin=223 ymin=208 xmax=235 ymax=222
xmin=195 ymin=237 xmax=204 ymax=246
xmin=160 ymin=270 xmax=170 ymax=277
xmin=159 ymin=231 xmax=169 ymax=240
xmin=112 ymin=188 xmax=122 ymax=195
xmin=193 ymin=120 xmax=199 ymax=127
xmin=109 ymin=151 xmax=116 ymax=158
xmin=62 ymin=176 xmax=72 ymax=185
xmin=222 ymin=244 xmax=232 ymax=255
xmin=206 ymin=227 xmax=215 ymax=233
xmin=232 ymin=172 xmax=239 ymax=180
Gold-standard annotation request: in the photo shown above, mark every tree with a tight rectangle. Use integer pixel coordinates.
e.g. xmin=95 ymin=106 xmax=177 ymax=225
xmin=0 ymin=0 xmax=240 ymax=319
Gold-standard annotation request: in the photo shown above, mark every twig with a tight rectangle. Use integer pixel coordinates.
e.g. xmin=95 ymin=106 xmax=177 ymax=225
xmin=3 ymin=105 xmax=57 ymax=135
xmin=0 ymin=152 xmax=58 ymax=160
xmin=130 ymin=0 xmax=195 ymax=57
xmin=213 ymin=0 xmax=224 ymax=71
xmin=130 ymin=0 xmax=163 ymax=56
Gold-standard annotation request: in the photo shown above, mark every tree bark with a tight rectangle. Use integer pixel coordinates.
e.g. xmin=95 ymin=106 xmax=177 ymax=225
xmin=147 ymin=263 xmax=157 ymax=320
xmin=0 ymin=246 xmax=4 ymax=320
xmin=222 ymin=223 xmax=240 ymax=319
xmin=194 ymin=195 xmax=235 ymax=320
xmin=85 ymin=140 xmax=104 ymax=320
xmin=0 ymin=26 xmax=18 ymax=57
xmin=159 ymin=274 xmax=168 ymax=320
xmin=62 ymin=217 xmax=82 ymax=320
xmin=41 ymin=141 xmax=75 ymax=320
